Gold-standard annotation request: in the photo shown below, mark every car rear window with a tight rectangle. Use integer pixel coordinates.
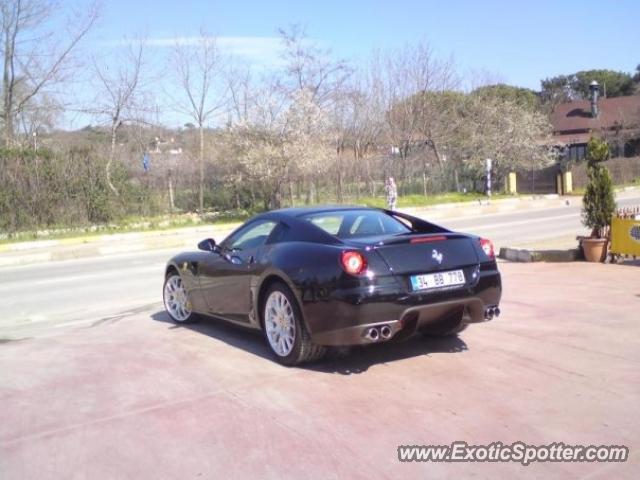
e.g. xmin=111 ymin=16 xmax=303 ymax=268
xmin=302 ymin=210 xmax=411 ymax=239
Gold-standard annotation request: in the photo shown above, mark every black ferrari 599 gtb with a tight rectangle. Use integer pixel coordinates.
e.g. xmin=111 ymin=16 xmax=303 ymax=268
xmin=163 ymin=206 xmax=501 ymax=365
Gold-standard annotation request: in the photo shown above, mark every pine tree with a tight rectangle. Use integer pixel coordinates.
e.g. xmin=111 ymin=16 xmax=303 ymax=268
xmin=581 ymin=138 xmax=616 ymax=238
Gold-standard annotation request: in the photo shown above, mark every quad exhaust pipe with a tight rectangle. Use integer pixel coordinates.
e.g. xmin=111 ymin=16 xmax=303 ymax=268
xmin=484 ymin=306 xmax=501 ymax=320
xmin=365 ymin=327 xmax=380 ymax=341
xmin=367 ymin=308 xmax=499 ymax=340
xmin=365 ymin=324 xmax=393 ymax=341
xmin=380 ymin=325 xmax=392 ymax=339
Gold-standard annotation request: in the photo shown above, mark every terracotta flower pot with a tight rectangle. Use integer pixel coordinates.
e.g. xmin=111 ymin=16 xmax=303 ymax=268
xmin=581 ymin=237 xmax=608 ymax=263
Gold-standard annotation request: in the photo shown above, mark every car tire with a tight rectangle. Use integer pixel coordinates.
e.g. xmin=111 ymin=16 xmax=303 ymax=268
xmin=262 ymin=282 xmax=326 ymax=366
xmin=163 ymin=272 xmax=198 ymax=324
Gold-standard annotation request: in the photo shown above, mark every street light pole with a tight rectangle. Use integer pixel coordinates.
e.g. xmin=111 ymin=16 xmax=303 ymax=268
xmin=486 ymin=158 xmax=492 ymax=198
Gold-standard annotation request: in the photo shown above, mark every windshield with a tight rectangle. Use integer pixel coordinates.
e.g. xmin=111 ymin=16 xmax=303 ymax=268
xmin=302 ymin=210 xmax=412 ymax=239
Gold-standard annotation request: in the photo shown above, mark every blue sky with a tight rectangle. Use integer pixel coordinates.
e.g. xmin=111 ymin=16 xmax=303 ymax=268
xmin=90 ymin=0 xmax=639 ymax=90
xmin=64 ymin=0 xmax=637 ymax=129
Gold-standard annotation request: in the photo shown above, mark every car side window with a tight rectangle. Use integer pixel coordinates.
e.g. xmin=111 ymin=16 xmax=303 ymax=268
xmin=349 ymin=215 xmax=384 ymax=236
xmin=307 ymin=214 xmax=343 ymax=235
xmin=266 ymin=222 xmax=289 ymax=244
xmin=226 ymin=220 xmax=277 ymax=251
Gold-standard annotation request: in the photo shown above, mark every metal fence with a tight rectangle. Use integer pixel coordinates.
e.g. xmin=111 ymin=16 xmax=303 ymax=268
xmin=573 ymin=156 xmax=640 ymax=189
xmin=515 ymin=164 xmax=559 ymax=194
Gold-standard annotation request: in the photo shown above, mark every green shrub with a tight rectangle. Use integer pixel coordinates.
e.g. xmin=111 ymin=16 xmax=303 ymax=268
xmin=581 ymin=138 xmax=616 ymax=238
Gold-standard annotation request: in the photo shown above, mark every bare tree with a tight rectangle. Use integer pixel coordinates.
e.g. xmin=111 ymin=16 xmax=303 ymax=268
xmin=457 ymin=94 xmax=554 ymax=177
xmin=227 ymin=61 xmax=254 ymax=125
xmin=462 ymin=68 xmax=506 ymax=92
xmin=328 ymin=90 xmax=351 ymax=202
xmin=329 ymin=75 xmax=384 ymax=200
xmin=276 ymin=24 xmax=352 ymax=201
xmin=229 ymin=86 xmax=331 ymax=209
xmin=0 ymin=0 xmax=98 ymax=145
xmin=87 ymin=42 xmax=145 ymax=195
xmin=375 ymin=42 xmax=458 ymax=191
xmin=278 ymin=24 xmax=351 ymax=109
xmin=17 ymin=91 xmax=60 ymax=142
xmin=169 ymin=32 xmax=227 ymax=213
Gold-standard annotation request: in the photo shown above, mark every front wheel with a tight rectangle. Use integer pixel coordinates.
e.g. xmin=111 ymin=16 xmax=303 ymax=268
xmin=163 ymin=273 xmax=198 ymax=324
xmin=262 ymin=283 xmax=325 ymax=366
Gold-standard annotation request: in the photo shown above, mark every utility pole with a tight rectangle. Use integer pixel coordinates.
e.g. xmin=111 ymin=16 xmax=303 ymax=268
xmin=486 ymin=158 xmax=492 ymax=198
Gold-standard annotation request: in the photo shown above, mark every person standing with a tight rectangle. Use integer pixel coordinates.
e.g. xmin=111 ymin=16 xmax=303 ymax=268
xmin=385 ymin=177 xmax=398 ymax=211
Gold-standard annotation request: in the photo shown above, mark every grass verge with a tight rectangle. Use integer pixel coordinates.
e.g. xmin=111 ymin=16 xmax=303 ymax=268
xmin=354 ymin=192 xmax=514 ymax=209
xmin=0 ymin=192 xmax=521 ymax=245
xmin=0 ymin=211 xmax=249 ymax=245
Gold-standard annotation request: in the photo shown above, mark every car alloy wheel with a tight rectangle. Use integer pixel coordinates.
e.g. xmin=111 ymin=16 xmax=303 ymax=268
xmin=163 ymin=274 xmax=193 ymax=323
xmin=262 ymin=283 xmax=326 ymax=365
xmin=264 ymin=290 xmax=296 ymax=357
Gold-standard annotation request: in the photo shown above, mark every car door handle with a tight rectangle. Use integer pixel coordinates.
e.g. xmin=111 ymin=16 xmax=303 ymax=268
xmin=248 ymin=255 xmax=255 ymax=265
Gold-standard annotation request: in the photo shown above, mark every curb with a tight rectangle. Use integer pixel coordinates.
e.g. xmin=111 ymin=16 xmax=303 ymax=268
xmin=0 ymin=224 xmax=238 ymax=253
xmin=403 ymin=197 xmax=574 ymax=221
xmin=0 ymin=227 xmax=238 ymax=268
xmin=498 ymin=247 xmax=584 ymax=263
xmin=416 ymin=194 xmax=560 ymax=211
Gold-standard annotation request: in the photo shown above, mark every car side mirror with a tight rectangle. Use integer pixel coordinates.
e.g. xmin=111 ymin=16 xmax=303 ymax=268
xmin=197 ymin=238 xmax=218 ymax=252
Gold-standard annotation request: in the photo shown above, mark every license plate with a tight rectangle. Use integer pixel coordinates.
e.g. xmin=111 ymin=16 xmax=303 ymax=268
xmin=410 ymin=270 xmax=466 ymax=291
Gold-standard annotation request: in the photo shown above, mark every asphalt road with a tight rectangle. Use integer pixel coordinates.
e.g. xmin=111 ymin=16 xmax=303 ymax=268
xmin=441 ymin=194 xmax=639 ymax=247
xmin=1 ymin=194 xmax=639 ymax=339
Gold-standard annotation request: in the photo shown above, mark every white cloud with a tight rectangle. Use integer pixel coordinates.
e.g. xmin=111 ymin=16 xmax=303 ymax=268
xmin=103 ymin=36 xmax=284 ymax=65
xmin=217 ymin=36 xmax=282 ymax=58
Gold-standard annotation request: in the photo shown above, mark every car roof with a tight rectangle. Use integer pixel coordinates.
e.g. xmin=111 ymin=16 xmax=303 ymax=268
xmin=269 ymin=205 xmax=381 ymax=218
xmin=247 ymin=205 xmax=449 ymax=243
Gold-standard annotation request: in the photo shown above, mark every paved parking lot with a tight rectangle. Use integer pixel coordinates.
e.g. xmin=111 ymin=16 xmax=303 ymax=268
xmin=1 ymin=261 xmax=639 ymax=479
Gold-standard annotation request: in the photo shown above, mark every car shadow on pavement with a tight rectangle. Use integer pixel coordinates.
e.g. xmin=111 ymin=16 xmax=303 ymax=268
xmin=150 ymin=311 xmax=468 ymax=374
xmin=309 ymin=336 xmax=468 ymax=375
xmin=151 ymin=310 xmax=275 ymax=361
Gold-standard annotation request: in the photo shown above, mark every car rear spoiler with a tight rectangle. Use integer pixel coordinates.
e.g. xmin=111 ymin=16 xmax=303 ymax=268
xmin=386 ymin=210 xmax=451 ymax=234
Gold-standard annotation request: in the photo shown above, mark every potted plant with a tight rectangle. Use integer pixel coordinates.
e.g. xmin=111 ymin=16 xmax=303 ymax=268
xmin=581 ymin=137 xmax=616 ymax=262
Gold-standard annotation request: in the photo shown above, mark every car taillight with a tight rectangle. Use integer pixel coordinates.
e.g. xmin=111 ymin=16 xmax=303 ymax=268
xmin=479 ymin=238 xmax=495 ymax=259
xmin=340 ymin=251 xmax=367 ymax=275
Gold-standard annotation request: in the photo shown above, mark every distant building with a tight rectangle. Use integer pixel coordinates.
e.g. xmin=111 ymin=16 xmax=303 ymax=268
xmin=152 ymin=136 xmax=183 ymax=155
xmin=551 ymin=81 xmax=640 ymax=161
